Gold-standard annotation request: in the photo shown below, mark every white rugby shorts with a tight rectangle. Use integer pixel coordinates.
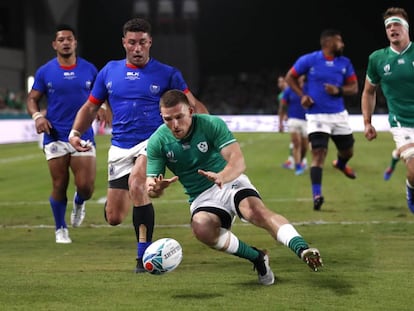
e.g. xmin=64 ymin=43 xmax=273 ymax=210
xmin=44 ymin=141 xmax=96 ymax=161
xmin=190 ymin=174 xmax=258 ymax=223
xmin=306 ymin=110 xmax=352 ymax=135
xmin=107 ymin=140 xmax=147 ymax=181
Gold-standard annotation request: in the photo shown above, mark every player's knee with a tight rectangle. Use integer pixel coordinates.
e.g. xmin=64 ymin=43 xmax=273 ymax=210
xmin=400 ymin=147 xmax=414 ymax=161
xmin=106 ymin=214 xmax=122 ymax=226
xmin=191 ymin=216 xmax=215 ymax=245
xmin=105 ymin=205 xmax=123 ymax=226
xmin=75 ymin=185 xmax=94 ymax=200
xmin=213 ymin=228 xmax=230 ymax=250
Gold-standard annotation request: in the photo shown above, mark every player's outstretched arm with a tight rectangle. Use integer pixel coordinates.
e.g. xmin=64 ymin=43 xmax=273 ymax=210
xmin=146 ymin=175 xmax=179 ymax=198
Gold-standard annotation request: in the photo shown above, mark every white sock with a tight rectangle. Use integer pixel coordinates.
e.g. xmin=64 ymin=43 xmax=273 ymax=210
xmin=276 ymin=223 xmax=301 ymax=246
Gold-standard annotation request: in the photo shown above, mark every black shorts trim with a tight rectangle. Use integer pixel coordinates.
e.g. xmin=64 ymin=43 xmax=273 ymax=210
xmin=108 ymin=174 xmax=129 ymax=190
xmin=234 ymin=188 xmax=261 ymax=219
xmin=192 ymin=207 xmax=233 ymax=229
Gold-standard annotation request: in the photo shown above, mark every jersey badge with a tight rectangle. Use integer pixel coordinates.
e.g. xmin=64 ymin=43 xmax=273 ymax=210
xmin=197 ymin=141 xmax=208 ymax=153
xmin=150 ymin=84 xmax=160 ymax=94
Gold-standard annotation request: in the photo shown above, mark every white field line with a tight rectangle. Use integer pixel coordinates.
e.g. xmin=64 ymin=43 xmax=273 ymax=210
xmin=0 ymin=153 xmax=42 ymax=164
xmin=1 ymin=220 xmax=413 ymax=230
xmin=0 ymin=196 xmax=312 ymax=207
xmin=1 ymin=197 xmax=413 ymax=229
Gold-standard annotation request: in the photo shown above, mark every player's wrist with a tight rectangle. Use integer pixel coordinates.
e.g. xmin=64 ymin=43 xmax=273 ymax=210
xmin=32 ymin=112 xmax=44 ymax=121
xmin=69 ymin=129 xmax=81 ymax=139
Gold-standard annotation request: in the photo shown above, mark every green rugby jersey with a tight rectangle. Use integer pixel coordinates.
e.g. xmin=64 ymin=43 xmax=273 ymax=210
xmin=366 ymin=42 xmax=414 ymax=127
xmin=147 ymin=114 xmax=236 ymax=202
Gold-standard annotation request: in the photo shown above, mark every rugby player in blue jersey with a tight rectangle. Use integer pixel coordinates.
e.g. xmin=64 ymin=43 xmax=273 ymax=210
xmin=145 ymin=89 xmax=322 ymax=285
xmin=278 ymin=75 xmax=308 ymax=176
xmin=27 ymin=24 xmax=101 ymax=243
xmin=285 ymin=29 xmax=359 ymax=211
xmin=69 ymin=18 xmax=208 ymax=272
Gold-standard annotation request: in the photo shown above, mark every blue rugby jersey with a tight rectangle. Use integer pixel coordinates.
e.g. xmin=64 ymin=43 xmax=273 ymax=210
xmin=89 ymin=58 xmax=188 ymax=149
xmin=32 ymin=57 xmax=98 ymax=144
xmin=290 ymin=51 xmax=357 ymax=114
xmin=281 ymin=86 xmax=306 ymax=120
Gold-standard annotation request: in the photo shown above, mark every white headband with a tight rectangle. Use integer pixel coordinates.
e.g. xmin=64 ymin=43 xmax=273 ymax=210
xmin=384 ymin=16 xmax=409 ymax=30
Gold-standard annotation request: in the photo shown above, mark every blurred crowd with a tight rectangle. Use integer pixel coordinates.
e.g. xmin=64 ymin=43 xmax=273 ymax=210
xmin=0 ymin=88 xmax=26 ymax=115
xmin=0 ymin=69 xmax=388 ymax=117
xmin=198 ymin=69 xmax=387 ymax=115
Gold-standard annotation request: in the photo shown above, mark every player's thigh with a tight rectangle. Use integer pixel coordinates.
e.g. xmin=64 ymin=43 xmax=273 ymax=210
xmin=71 ymin=155 xmax=96 ymax=186
xmin=47 ymin=154 xmax=71 ymax=186
xmin=106 ymin=187 xmax=131 ymax=215
xmin=130 ymin=155 xmax=147 ymax=183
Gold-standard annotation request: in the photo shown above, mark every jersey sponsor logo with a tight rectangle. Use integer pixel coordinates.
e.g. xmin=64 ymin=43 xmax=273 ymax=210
xmin=150 ymin=84 xmax=160 ymax=94
xmin=197 ymin=141 xmax=208 ymax=153
xmin=398 ymin=58 xmax=405 ymax=64
xmin=63 ymin=71 xmax=76 ymax=80
xmin=126 ymin=71 xmax=140 ymax=80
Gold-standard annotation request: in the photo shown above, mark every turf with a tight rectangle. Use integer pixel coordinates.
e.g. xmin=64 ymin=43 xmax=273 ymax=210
xmin=0 ymin=132 xmax=413 ymax=311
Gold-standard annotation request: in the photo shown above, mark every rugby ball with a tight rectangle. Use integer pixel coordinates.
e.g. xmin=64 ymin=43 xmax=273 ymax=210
xmin=143 ymin=238 xmax=183 ymax=275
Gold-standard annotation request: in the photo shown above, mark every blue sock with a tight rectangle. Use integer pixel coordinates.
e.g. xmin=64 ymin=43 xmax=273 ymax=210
xmin=74 ymin=192 xmax=85 ymax=205
xmin=49 ymin=196 xmax=67 ymax=230
xmin=335 ymin=158 xmax=347 ymax=170
xmin=312 ymin=184 xmax=322 ymax=198
xmin=137 ymin=242 xmax=152 ymax=259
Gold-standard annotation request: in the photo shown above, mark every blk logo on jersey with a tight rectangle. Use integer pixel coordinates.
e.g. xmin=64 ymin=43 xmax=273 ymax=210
xmin=126 ymin=72 xmax=140 ymax=80
xmin=63 ymin=72 xmax=76 ymax=80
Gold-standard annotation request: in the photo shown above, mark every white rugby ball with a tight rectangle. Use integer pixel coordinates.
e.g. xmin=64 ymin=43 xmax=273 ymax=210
xmin=143 ymin=238 xmax=183 ymax=275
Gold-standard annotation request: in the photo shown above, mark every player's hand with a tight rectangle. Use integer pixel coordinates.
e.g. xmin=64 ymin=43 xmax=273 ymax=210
xmin=301 ymin=95 xmax=314 ymax=108
xmin=198 ymin=170 xmax=223 ymax=188
xmin=324 ymin=83 xmax=341 ymax=96
xmin=34 ymin=116 xmax=52 ymax=135
xmin=68 ymin=136 xmax=92 ymax=152
xmin=364 ymin=124 xmax=377 ymax=141
xmin=147 ymin=174 xmax=179 ymax=197
xmin=96 ymin=104 xmax=112 ymax=127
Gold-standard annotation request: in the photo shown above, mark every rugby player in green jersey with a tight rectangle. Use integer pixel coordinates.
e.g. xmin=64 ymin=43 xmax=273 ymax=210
xmin=362 ymin=7 xmax=414 ymax=213
xmin=145 ymin=89 xmax=323 ymax=285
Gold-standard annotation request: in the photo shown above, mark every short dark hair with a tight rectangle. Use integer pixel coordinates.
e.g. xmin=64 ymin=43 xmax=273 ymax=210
xmin=160 ymin=90 xmax=189 ymax=108
xmin=383 ymin=7 xmax=409 ymax=23
xmin=55 ymin=24 xmax=76 ymax=38
xmin=123 ymin=18 xmax=152 ymax=36
xmin=320 ymin=29 xmax=341 ymax=46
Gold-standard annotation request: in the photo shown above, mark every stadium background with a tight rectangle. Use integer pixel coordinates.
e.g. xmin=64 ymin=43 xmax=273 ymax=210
xmin=0 ymin=0 xmax=413 ymax=116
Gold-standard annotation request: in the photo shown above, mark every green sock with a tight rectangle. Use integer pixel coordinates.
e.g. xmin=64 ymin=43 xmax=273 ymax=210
xmin=234 ymin=240 xmax=259 ymax=261
xmin=288 ymin=236 xmax=309 ymax=257
xmin=390 ymin=157 xmax=399 ymax=170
